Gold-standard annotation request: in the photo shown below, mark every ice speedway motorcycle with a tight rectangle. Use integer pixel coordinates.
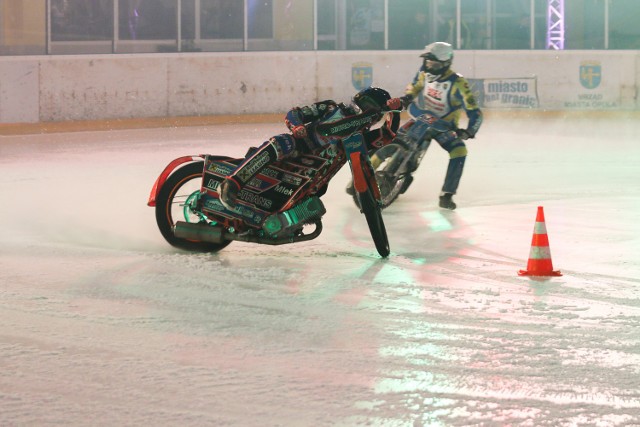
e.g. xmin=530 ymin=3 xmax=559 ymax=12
xmin=148 ymin=107 xmax=401 ymax=258
xmin=349 ymin=128 xmax=429 ymax=210
xmin=349 ymin=116 xmax=459 ymax=210
xmin=347 ymin=127 xmax=429 ymax=209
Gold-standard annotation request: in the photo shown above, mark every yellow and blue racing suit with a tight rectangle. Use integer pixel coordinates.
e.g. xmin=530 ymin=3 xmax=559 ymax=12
xmin=400 ymin=68 xmax=483 ymax=195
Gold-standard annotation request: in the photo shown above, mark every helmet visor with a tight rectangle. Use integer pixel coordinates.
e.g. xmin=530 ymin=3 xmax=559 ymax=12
xmin=424 ymin=58 xmax=445 ymax=73
xmin=356 ymin=97 xmax=378 ymax=112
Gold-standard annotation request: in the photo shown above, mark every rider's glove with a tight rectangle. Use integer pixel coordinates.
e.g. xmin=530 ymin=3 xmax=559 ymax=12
xmin=292 ymin=125 xmax=307 ymax=139
xmin=385 ymin=98 xmax=403 ymax=111
xmin=399 ymin=94 xmax=414 ymax=108
xmin=456 ymin=129 xmax=473 ymax=140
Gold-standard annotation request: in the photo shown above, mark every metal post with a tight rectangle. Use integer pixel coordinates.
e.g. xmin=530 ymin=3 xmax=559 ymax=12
xmin=313 ymin=0 xmax=317 ymax=50
xmin=456 ymin=0 xmax=461 ymax=48
xmin=530 ymin=0 xmax=535 ymax=49
xmin=486 ymin=0 xmax=492 ymax=49
xmin=546 ymin=0 xmax=565 ymax=50
xmin=604 ymin=0 xmax=609 ymax=49
xmin=46 ymin=0 xmax=51 ymax=54
xmin=384 ymin=0 xmax=388 ymax=50
xmin=114 ymin=0 xmax=119 ymax=53
xmin=195 ymin=0 xmax=201 ymax=46
xmin=243 ymin=0 xmax=248 ymax=51
xmin=177 ymin=0 xmax=182 ymax=52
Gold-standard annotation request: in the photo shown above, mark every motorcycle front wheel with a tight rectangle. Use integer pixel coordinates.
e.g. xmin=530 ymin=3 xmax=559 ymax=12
xmin=155 ymin=161 xmax=232 ymax=252
xmin=356 ymin=154 xmax=391 ymax=258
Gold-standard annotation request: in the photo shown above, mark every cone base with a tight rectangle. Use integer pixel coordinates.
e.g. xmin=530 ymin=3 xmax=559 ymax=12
xmin=518 ymin=269 xmax=562 ymax=277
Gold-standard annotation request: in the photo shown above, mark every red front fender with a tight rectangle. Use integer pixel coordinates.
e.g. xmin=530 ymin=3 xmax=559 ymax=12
xmin=147 ymin=155 xmax=205 ymax=207
xmin=350 ymin=152 xmax=368 ymax=194
xmin=350 ymin=151 xmax=381 ymax=200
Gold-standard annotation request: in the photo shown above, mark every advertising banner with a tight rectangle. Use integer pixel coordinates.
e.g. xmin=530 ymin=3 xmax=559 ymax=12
xmin=468 ymin=77 xmax=539 ymax=109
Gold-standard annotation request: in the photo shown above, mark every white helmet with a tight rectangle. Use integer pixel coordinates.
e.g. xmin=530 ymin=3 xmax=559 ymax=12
xmin=420 ymin=42 xmax=453 ymax=82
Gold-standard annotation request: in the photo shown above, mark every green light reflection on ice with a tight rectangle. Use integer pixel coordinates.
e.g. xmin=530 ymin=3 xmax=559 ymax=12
xmin=420 ymin=211 xmax=453 ymax=232
xmin=372 ymin=263 xmax=415 ymax=285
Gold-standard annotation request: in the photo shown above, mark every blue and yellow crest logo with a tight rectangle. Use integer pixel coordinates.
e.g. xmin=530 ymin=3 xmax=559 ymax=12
xmin=580 ymin=61 xmax=601 ymax=89
xmin=352 ymin=62 xmax=373 ymax=90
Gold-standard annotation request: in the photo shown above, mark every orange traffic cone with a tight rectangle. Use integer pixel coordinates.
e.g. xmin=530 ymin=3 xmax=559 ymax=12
xmin=518 ymin=206 xmax=562 ymax=277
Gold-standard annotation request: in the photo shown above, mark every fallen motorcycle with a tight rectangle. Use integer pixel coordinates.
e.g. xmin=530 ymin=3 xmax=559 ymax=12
xmin=148 ymin=108 xmax=400 ymax=258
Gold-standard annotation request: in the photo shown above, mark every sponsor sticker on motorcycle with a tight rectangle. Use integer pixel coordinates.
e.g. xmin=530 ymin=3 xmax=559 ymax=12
xmin=206 ymin=160 xmax=234 ymax=177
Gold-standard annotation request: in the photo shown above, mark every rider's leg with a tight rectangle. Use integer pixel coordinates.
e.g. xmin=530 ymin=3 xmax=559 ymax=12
xmin=397 ymin=115 xmax=468 ymax=209
xmin=434 ymin=132 xmax=468 ymax=210
xmin=219 ymin=134 xmax=296 ymax=208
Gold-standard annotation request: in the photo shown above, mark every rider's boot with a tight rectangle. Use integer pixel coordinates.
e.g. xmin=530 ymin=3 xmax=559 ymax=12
xmin=219 ymin=135 xmax=296 ymax=209
xmin=219 ymin=178 xmax=242 ymax=209
xmin=439 ymin=192 xmax=456 ymax=210
xmin=345 ymin=181 xmax=355 ymax=196
xmin=439 ymin=155 xmax=466 ymax=210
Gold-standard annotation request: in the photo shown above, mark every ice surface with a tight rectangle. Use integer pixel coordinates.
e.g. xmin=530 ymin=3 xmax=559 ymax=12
xmin=1 ymin=113 xmax=639 ymax=426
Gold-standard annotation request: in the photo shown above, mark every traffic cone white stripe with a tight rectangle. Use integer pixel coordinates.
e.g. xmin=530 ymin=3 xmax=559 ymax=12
xmin=529 ymin=246 xmax=552 ymax=259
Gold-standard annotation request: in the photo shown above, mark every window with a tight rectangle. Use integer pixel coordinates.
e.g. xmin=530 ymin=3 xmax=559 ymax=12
xmin=347 ymin=0 xmax=384 ymax=50
xmin=201 ymin=0 xmax=243 ymax=39
xmin=52 ymin=0 xmax=113 ymax=42
xmin=565 ymin=0 xmax=605 ymax=49
xmin=609 ymin=0 xmax=640 ymax=49
xmin=3 ymin=0 xmax=637 ymax=55
xmin=388 ymin=0 xmax=432 ymax=50
xmin=0 ymin=0 xmax=46 ymax=55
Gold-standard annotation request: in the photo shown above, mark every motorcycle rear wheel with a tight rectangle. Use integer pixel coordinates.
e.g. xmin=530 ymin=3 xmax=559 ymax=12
xmin=352 ymin=143 xmax=408 ymax=210
xmin=155 ymin=161 xmax=232 ymax=252
xmin=357 ymin=155 xmax=391 ymax=258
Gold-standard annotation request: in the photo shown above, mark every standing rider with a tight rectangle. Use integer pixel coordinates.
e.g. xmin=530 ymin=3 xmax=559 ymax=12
xmin=219 ymin=87 xmax=399 ymax=209
xmin=395 ymin=41 xmax=483 ymax=210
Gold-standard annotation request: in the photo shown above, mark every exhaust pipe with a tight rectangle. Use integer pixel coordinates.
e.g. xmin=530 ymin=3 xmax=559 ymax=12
xmin=173 ymin=220 xmax=323 ymax=246
xmin=173 ymin=221 xmax=227 ymax=244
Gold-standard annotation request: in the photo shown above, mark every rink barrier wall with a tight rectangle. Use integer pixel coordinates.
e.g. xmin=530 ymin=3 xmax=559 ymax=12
xmin=0 ymin=50 xmax=638 ymax=124
xmin=3 ymin=110 xmax=640 ymax=136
